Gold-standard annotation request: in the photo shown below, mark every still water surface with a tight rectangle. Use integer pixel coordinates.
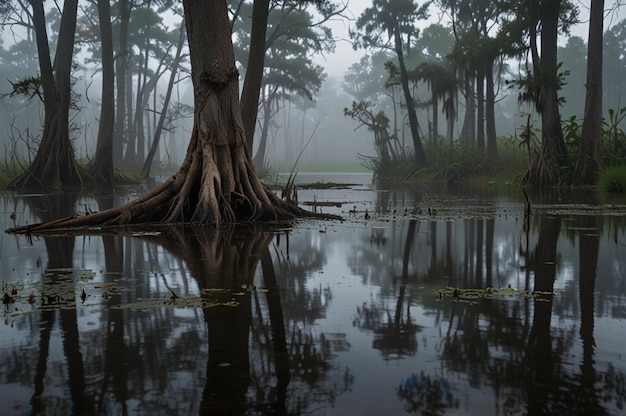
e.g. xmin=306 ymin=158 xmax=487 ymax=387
xmin=1 ymin=173 xmax=625 ymax=415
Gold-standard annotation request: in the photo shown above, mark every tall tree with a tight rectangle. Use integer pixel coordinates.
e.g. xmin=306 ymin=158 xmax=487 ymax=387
xmin=351 ymin=0 xmax=431 ymax=169
xmin=7 ymin=0 xmax=85 ymax=190
xmin=233 ymin=0 xmax=338 ymax=162
xmin=528 ymin=0 xmax=571 ymax=186
xmin=501 ymin=0 xmax=579 ymax=186
xmin=140 ymin=19 xmax=187 ymax=179
xmin=239 ymin=0 xmax=270 ymax=155
xmin=574 ymin=0 xmax=604 ymax=185
xmin=88 ymin=0 xmax=116 ymax=188
xmin=10 ymin=0 xmax=330 ymax=234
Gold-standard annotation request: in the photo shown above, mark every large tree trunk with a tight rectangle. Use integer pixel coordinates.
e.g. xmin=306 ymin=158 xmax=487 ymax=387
xmin=574 ymin=0 xmax=603 ymax=185
xmin=8 ymin=0 xmax=84 ymax=190
xmin=525 ymin=0 xmax=570 ymax=187
xmin=9 ymin=0 xmax=331 ymax=235
xmin=88 ymin=0 xmax=115 ymax=187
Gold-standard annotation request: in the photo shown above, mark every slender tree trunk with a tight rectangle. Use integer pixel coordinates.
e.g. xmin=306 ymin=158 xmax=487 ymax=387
xmin=141 ymin=20 xmax=186 ymax=179
xmin=432 ymin=93 xmax=438 ymax=141
xmin=114 ymin=0 xmax=130 ymax=166
xmin=241 ymin=0 xmax=270 ymax=155
xmin=89 ymin=0 xmax=115 ymax=187
xmin=460 ymin=75 xmax=475 ymax=142
xmin=394 ymin=22 xmax=428 ymax=168
xmin=123 ymin=45 xmax=135 ymax=167
xmin=253 ymin=89 xmax=272 ymax=169
xmin=485 ymin=60 xmax=497 ymax=159
xmin=575 ymin=0 xmax=604 ymax=185
xmin=476 ymin=67 xmax=485 ymax=150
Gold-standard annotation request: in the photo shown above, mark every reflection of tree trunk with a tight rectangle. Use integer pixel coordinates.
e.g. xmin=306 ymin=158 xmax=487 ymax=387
xmin=261 ymin=248 xmax=290 ymax=411
xmin=577 ymin=215 xmax=605 ymax=415
xmin=102 ymin=233 xmax=128 ymax=413
xmin=464 ymin=219 xmax=475 ymax=286
xmin=396 ymin=220 xmax=417 ymax=326
xmin=475 ymin=219 xmax=483 ymax=287
xmin=525 ymin=216 xmax=559 ymax=414
xmin=485 ymin=218 xmax=494 ymax=288
xmin=429 ymin=221 xmax=437 ymax=273
xmin=138 ymin=226 xmax=273 ymax=415
xmin=45 ymin=235 xmax=91 ymax=414
xmin=202 ymin=292 xmax=252 ymax=414
xmin=445 ymin=222 xmax=453 ymax=277
xmin=25 ymin=194 xmax=91 ymax=413
xmin=60 ymin=296 xmax=90 ymax=414
xmin=96 ymin=191 xmax=129 ymax=414
xmin=31 ymin=309 xmax=55 ymax=415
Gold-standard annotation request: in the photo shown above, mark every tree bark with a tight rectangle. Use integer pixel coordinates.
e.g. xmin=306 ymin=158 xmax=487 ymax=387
xmin=113 ymin=0 xmax=130 ymax=166
xmin=88 ymin=0 xmax=115 ymax=187
xmin=460 ymin=75 xmax=475 ymax=142
xmin=575 ymin=0 xmax=604 ymax=185
xmin=526 ymin=0 xmax=570 ymax=187
xmin=8 ymin=0 xmax=334 ymax=235
xmin=252 ymin=87 xmax=273 ymax=169
xmin=476 ymin=66 xmax=485 ymax=150
xmin=485 ymin=60 xmax=497 ymax=159
xmin=241 ymin=0 xmax=270 ymax=155
xmin=8 ymin=0 xmax=84 ymax=190
xmin=141 ymin=20 xmax=186 ymax=179
xmin=394 ymin=21 xmax=428 ymax=168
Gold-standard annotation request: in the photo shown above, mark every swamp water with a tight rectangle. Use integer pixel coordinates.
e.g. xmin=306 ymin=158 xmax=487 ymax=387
xmin=0 ymin=173 xmax=625 ymax=415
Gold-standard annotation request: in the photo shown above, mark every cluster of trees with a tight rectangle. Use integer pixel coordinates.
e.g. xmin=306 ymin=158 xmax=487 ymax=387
xmin=0 ymin=0 xmax=620 ymax=231
xmin=343 ymin=0 xmax=609 ymax=186
xmin=2 ymin=0 xmax=347 ymax=230
xmin=0 ymin=1 xmax=344 ymax=186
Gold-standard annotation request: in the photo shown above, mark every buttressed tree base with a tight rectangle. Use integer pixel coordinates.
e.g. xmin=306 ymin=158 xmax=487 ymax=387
xmin=6 ymin=0 xmax=333 ymax=235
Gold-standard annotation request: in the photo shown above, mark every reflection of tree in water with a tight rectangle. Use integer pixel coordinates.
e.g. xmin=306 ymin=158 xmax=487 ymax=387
xmin=353 ymin=220 xmax=422 ymax=360
xmin=249 ymin=229 xmax=353 ymax=414
xmin=350 ymin=209 xmax=625 ymax=414
xmin=17 ymin=194 xmax=93 ymax=415
xmin=150 ymin=226 xmax=352 ymax=415
xmin=273 ymin=229 xmax=331 ymax=326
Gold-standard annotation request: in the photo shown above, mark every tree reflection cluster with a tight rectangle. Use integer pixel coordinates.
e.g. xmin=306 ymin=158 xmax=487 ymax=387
xmin=2 ymin=192 xmax=626 ymax=414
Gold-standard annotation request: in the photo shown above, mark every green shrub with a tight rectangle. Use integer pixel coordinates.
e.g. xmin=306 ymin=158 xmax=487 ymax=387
xmin=598 ymin=166 xmax=626 ymax=194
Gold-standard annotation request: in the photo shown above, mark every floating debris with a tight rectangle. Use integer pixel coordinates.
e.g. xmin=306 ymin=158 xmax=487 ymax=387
xmin=436 ymin=287 xmax=557 ymax=304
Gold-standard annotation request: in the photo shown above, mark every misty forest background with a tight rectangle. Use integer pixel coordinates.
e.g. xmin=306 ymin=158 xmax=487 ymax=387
xmin=0 ymin=0 xmax=622 ymax=191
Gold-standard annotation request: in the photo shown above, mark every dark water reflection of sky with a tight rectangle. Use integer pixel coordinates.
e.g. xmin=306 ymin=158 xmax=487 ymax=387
xmin=1 ymin=174 xmax=626 ymax=415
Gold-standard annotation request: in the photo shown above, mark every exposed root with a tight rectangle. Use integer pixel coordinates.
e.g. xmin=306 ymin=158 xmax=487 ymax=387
xmin=6 ymin=143 xmax=340 ymax=236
